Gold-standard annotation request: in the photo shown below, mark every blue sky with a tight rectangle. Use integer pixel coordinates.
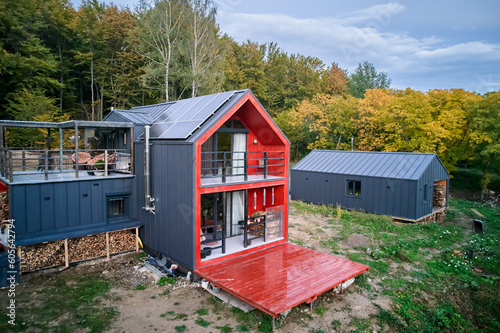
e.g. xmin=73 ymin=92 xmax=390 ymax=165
xmin=106 ymin=0 xmax=500 ymax=93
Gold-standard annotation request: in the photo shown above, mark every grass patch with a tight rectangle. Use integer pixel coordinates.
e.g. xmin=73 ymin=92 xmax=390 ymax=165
xmin=237 ymin=324 xmax=250 ymax=332
xmin=175 ymin=325 xmax=187 ymax=332
xmin=291 ymin=197 xmax=500 ymax=332
xmin=315 ymin=306 xmax=328 ymax=315
xmin=195 ymin=317 xmax=212 ymax=327
xmin=157 ymin=276 xmax=177 ymax=286
xmin=289 ymin=238 xmax=305 ymax=247
xmin=195 ymin=308 xmax=209 ymax=316
xmin=216 ymin=324 xmax=233 ymax=333
xmin=135 ymin=283 xmax=147 ymax=290
xmin=0 ymin=275 xmax=117 ymax=333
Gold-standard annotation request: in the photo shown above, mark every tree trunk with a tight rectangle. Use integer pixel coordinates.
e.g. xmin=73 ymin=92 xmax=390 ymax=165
xmin=90 ymin=41 xmax=95 ymax=121
xmin=58 ymin=41 xmax=64 ymax=112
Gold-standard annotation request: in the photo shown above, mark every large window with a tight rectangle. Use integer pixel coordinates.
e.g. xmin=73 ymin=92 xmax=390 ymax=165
xmin=201 ymin=120 xmax=249 ymax=177
xmin=346 ymin=180 xmax=362 ymax=196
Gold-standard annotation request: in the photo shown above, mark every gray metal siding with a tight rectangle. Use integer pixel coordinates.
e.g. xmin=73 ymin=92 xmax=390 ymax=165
xmin=11 ymin=177 xmax=139 ymax=246
xmin=292 ymin=154 xmax=448 ymax=220
xmin=291 ymin=170 xmax=419 ymax=219
xmin=416 ymin=157 xmax=450 ymax=219
xmin=135 ymin=141 xmax=196 ymax=269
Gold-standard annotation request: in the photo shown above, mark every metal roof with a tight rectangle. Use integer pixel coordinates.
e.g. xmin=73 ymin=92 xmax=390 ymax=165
xmin=0 ymin=119 xmax=133 ymax=129
xmin=292 ymin=150 xmax=442 ymax=180
xmin=106 ymin=90 xmax=247 ymax=140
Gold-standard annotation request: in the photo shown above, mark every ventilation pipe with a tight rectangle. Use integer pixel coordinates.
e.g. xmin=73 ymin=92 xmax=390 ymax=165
xmin=143 ymin=125 xmax=155 ymax=214
xmin=351 ymin=136 xmax=354 ymax=151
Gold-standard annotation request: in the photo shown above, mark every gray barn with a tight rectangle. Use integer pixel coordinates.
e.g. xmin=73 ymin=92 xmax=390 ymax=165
xmin=291 ymin=150 xmax=449 ymax=221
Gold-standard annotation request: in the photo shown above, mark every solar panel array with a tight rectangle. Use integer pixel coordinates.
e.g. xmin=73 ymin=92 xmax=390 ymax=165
xmin=147 ymin=91 xmax=236 ymax=139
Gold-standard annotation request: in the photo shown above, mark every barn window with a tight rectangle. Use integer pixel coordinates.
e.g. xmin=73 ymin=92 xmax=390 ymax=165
xmin=347 ymin=180 xmax=361 ymax=196
xmin=423 ymin=184 xmax=428 ymax=202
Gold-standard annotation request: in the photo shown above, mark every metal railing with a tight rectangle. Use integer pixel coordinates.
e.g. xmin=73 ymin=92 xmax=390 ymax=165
xmin=200 ymin=150 xmax=285 ymax=183
xmin=0 ymin=148 xmax=132 ymax=183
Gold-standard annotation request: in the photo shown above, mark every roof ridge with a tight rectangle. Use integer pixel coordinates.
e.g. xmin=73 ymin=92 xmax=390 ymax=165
xmin=313 ymin=149 xmax=435 ymax=155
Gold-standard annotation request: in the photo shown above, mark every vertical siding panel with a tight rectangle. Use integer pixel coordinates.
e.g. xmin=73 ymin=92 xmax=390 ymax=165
xmin=40 ymin=184 xmax=55 ymax=230
xmin=91 ymin=181 xmax=103 ymax=224
xmin=79 ymin=182 xmax=92 ymax=225
xmin=11 ymin=186 xmax=27 ymax=235
xmin=27 ymin=185 xmax=41 ymax=233
xmin=67 ymin=182 xmax=80 ymax=227
xmin=54 ymin=183 xmax=68 ymax=229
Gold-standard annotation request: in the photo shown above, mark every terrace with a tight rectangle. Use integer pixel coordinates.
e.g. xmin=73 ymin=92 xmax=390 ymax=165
xmin=0 ymin=120 xmax=134 ymax=184
xmin=200 ymin=150 xmax=286 ymax=187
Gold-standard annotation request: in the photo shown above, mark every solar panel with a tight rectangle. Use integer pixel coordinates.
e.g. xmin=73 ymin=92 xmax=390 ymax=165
xmin=149 ymin=122 xmax=173 ymax=138
xmin=149 ymin=91 xmax=236 ymax=139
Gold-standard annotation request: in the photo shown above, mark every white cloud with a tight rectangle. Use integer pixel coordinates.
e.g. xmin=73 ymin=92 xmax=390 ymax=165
xmin=218 ymin=7 xmax=500 ymax=93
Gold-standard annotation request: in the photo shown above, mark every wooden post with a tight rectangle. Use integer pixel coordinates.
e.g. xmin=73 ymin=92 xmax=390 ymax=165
xmin=16 ymin=246 xmax=21 ymax=275
xmin=106 ymin=232 xmax=110 ymax=260
xmin=64 ymin=239 xmax=69 ymax=268
xmin=272 ymin=317 xmax=275 ymax=331
xmin=135 ymin=227 xmax=139 ymax=253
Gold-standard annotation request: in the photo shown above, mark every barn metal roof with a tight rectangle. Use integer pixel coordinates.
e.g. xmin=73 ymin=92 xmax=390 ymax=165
xmin=105 ymin=90 xmax=248 ymax=140
xmin=292 ymin=150 xmax=442 ymax=180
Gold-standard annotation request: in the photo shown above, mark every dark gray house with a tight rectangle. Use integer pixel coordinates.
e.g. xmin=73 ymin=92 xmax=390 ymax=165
xmin=291 ymin=150 xmax=449 ymax=221
xmin=0 ymin=89 xmax=290 ymax=271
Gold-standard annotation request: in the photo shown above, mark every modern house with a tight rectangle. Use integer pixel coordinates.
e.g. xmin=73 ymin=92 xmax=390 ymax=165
xmin=0 ymin=91 xmax=369 ymax=320
xmin=291 ymin=150 xmax=449 ymax=221
xmin=104 ymin=89 xmax=290 ymax=269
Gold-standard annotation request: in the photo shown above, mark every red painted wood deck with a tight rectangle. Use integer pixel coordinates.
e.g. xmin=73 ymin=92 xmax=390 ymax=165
xmin=195 ymin=242 xmax=369 ymax=318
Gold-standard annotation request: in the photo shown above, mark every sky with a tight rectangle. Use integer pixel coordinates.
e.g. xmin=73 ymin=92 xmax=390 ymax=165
xmin=107 ymin=0 xmax=500 ymax=94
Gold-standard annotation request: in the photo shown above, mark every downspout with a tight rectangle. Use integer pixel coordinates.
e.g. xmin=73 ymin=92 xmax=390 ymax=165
xmin=143 ymin=125 xmax=155 ymax=214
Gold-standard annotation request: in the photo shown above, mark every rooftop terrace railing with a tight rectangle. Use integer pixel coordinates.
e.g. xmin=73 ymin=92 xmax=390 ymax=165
xmin=200 ymin=150 xmax=286 ymax=183
xmin=0 ymin=148 xmax=132 ymax=183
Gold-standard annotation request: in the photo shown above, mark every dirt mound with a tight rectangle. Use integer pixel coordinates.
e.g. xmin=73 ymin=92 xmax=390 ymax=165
xmin=343 ymin=233 xmax=370 ymax=248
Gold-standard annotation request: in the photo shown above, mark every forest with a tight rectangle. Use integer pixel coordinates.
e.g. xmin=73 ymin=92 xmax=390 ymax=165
xmin=0 ymin=0 xmax=499 ymax=192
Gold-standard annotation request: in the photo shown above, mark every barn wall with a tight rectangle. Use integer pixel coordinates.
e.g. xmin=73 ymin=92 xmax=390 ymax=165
xmin=291 ymin=170 xmax=418 ymax=220
xmin=10 ymin=176 xmax=139 ymax=246
xmin=416 ymin=157 xmax=450 ymax=219
xmin=135 ymin=141 xmax=196 ymax=269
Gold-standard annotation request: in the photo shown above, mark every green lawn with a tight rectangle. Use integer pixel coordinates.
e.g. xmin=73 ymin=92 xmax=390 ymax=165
xmin=290 ymin=198 xmax=500 ymax=332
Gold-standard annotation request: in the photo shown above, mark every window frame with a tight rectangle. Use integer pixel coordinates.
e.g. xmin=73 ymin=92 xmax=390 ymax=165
xmin=346 ymin=180 xmax=362 ymax=197
xmin=106 ymin=192 xmax=130 ymax=221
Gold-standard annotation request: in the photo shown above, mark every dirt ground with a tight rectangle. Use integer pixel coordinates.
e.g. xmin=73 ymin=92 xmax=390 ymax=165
xmin=10 ymin=210 xmax=397 ymax=333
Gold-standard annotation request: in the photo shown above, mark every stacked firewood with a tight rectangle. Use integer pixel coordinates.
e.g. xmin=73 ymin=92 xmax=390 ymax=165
xmin=249 ymin=223 xmax=265 ymax=237
xmin=0 ymin=190 xmax=9 ymax=222
xmin=22 ymin=241 xmax=66 ymax=271
xmin=22 ymin=229 xmax=136 ymax=271
xmin=433 ymin=184 xmax=446 ymax=208
xmin=266 ymin=220 xmax=281 ymax=240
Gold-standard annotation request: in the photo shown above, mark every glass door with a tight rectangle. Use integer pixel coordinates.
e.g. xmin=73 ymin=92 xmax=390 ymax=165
xmin=201 ymin=193 xmax=225 ymax=243
xmin=226 ymin=190 xmax=246 ymax=237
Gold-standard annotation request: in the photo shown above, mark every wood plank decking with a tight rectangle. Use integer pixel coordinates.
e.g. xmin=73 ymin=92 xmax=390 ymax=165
xmin=195 ymin=242 xmax=369 ymax=318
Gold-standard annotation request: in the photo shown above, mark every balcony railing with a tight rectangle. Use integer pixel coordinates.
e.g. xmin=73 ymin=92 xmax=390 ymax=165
xmin=0 ymin=148 xmax=132 ymax=183
xmin=201 ymin=150 xmax=285 ymax=183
